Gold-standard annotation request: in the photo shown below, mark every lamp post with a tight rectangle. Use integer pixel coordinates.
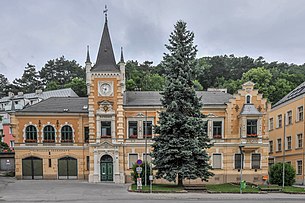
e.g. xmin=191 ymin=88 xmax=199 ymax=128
xmin=239 ymin=144 xmax=244 ymax=194
xmin=144 ymin=111 xmax=148 ymax=186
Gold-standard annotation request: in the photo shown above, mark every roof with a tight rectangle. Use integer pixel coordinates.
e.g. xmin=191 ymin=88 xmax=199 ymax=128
xmin=240 ymin=104 xmax=262 ymax=116
xmin=0 ymin=88 xmax=78 ymax=103
xmin=273 ymin=81 xmax=305 ymax=108
xmin=91 ymin=19 xmax=119 ymax=72
xmin=19 ymin=97 xmax=88 ymax=113
xmin=124 ymin=91 xmax=233 ymax=106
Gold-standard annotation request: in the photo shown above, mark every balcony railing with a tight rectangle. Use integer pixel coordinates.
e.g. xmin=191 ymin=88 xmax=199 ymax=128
xmin=61 ymin=139 xmax=73 ymax=143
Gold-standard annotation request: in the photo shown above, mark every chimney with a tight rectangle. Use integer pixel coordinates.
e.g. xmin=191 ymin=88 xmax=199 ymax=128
xmin=8 ymin=92 xmax=14 ymax=98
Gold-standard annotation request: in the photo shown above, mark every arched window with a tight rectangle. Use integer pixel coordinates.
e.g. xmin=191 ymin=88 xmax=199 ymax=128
xmin=61 ymin=125 xmax=73 ymax=143
xmin=25 ymin=125 xmax=37 ymax=143
xmin=246 ymin=95 xmax=251 ymax=104
xmin=43 ymin=125 xmax=55 ymax=143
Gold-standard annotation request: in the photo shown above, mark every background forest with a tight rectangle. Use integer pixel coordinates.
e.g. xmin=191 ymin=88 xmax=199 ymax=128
xmin=1 ymin=54 xmax=304 ymax=104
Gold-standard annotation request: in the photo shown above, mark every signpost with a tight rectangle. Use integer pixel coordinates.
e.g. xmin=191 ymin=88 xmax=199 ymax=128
xmin=136 ymin=159 xmax=142 ymax=190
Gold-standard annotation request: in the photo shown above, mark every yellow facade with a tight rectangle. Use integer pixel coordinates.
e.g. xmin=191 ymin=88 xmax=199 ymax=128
xmin=12 ymin=17 xmax=270 ymax=185
xmin=269 ymin=91 xmax=305 ymax=184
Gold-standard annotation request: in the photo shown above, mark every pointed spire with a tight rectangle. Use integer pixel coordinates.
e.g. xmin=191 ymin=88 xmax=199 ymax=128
xmin=92 ymin=7 xmax=119 ymax=72
xmin=104 ymin=5 xmax=108 ymax=24
xmin=86 ymin=45 xmax=91 ymax=63
xmin=120 ymin=47 xmax=124 ymax=63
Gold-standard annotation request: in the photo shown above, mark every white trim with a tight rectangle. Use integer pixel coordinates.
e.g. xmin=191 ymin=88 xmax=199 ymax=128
xmin=23 ymin=122 xmax=39 ymax=142
xmin=245 ymin=94 xmax=252 ymax=104
xmin=42 ymin=123 xmax=57 ymax=142
xmin=59 ymin=123 xmax=75 ymax=143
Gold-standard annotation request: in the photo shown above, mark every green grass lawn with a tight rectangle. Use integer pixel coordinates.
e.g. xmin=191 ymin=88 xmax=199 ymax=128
xmin=205 ymin=183 xmax=260 ymax=193
xmin=282 ymin=186 xmax=305 ymax=193
xmin=131 ymin=184 xmax=184 ymax=192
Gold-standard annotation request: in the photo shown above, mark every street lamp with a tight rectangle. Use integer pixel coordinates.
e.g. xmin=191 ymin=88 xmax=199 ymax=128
xmin=239 ymin=144 xmax=244 ymax=194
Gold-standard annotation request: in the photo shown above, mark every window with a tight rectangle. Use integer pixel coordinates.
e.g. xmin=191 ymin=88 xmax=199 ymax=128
xmin=84 ymin=127 xmax=89 ymax=143
xmin=277 ymin=138 xmax=282 ymax=151
xmin=286 ymin=136 xmax=292 ymax=150
xmin=213 ymin=121 xmax=222 ymax=139
xmin=203 ymin=121 xmax=208 ymax=134
xmin=235 ymin=154 xmax=244 ymax=169
xmin=43 ymin=125 xmax=55 ymax=143
xmin=297 ymin=133 xmax=303 ymax=148
xmin=269 ymin=141 xmax=273 ymax=153
xmin=213 ymin=154 xmax=222 ymax=169
xmin=246 ymin=95 xmax=251 ymax=104
xmin=277 ymin=114 xmax=282 ymax=128
xmin=128 ymin=121 xmax=138 ymax=138
xmin=129 ymin=154 xmax=138 ymax=168
xmin=298 ymin=106 xmax=303 ymax=121
xmin=251 ymin=154 xmax=261 ymax=169
xmin=10 ymin=141 xmax=14 ymax=148
xmin=86 ymin=156 xmax=90 ymax=170
xmin=61 ymin=125 xmax=73 ymax=143
xmin=297 ymin=160 xmax=303 ymax=175
xmin=48 ymin=159 xmax=52 ymax=167
xmin=247 ymin=119 xmax=257 ymax=137
xmin=269 ymin=118 xmax=274 ymax=131
xmin=287 ymin=111 xmax=292 ymax=125
xmin=143 ymin=153 xmax=152 ymax=163
xmin=143 ymin=121 xmax=153 ymax=137
xmin=101 ymin=121 xmax=111 ymax=137
xmin=25 ymin=125 xmax=37 ymax=143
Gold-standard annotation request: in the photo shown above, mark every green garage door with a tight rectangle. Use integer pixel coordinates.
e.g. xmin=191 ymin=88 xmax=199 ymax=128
xmin=22 ymin=157 xmax=43 ymax=179
xmin=58 ymin=157 xmax=77 ymax=179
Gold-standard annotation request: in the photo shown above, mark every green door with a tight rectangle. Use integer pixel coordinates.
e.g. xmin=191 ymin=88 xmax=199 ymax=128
xmin=58 ymin=157 xmax=77 ymax=179
xmin=22 ymin=157 xmax=43 ymax=180
xmin=100 ymin=155 xmax=113 ymax=181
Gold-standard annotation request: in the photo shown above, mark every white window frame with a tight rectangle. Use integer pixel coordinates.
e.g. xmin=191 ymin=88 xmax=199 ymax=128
xmin=286 ymin=110 xmax=293 ymax=125
xmin=276 ymin=114 xmax=282 ymax=128
xmin=269 ymin=118 xmax=274 ymax=131
xmin=277 ymin=138 xmax=282 ymax=152
xmin=296 ymin=133 xmax=303 ymax=148
xmin=212 ymin=153 xmax=222 ymax=169
xmin=286 ymin=136 xmax=292 ymax=150
xmin=296 ymin=160 xmax=303 ymax=175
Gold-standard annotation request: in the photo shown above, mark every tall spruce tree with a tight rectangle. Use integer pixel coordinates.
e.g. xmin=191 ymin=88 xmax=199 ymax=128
xmin=152 ymin=21 xmax=213 ymax=186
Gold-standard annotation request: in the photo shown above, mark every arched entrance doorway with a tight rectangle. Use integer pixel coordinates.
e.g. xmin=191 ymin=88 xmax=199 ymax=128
xmin=100 ymin=155 xmax=113 ymax=181
xmin=22 ymin=156 xmax=43 ymax=179
xmin=58 ymin=156 xmax=77 ymax=179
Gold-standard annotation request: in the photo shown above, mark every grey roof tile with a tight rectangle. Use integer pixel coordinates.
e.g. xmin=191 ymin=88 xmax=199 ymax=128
xmin=273 ymin=81 xmax=305 ymax=108
xmin=91 ymin=20 xmax=119 ymax=72
xmin=124 ymin=91 xmax=233 ymax=106
xmin=240 ymin=104 xmax=262 ymax=116
xmin=20 ymin=97 xmax=88 ymax=113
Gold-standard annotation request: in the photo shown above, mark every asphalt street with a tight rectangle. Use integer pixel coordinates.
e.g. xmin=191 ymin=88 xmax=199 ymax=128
xmin=0 ymin=177 xmax=305 ymax=203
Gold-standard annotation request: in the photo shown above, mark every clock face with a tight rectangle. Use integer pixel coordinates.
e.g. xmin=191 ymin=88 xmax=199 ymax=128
xmin=99 ymin=83 xmax=112 ymax=96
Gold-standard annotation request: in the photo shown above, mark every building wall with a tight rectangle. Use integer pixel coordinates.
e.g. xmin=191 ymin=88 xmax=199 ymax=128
xmin=269 ymin=96 xmax=305 ymax=184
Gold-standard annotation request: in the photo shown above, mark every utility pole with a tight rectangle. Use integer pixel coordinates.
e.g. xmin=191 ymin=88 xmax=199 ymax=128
xmin=282 ymin=113 xmax=286 ymax=188
xmin=144 ymin=111 xmax=148 ymax=186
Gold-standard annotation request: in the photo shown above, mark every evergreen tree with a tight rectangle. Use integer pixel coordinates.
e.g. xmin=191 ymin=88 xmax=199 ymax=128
xmin=12 ymin=63 xmax=41 ymax=93
xmin=39 ymin=56 xmax=85 ymax=88
xmin=0 ymin=74 xmax=9 ymax=97
xmin=152 ymin=21 xmax=213 ymax=186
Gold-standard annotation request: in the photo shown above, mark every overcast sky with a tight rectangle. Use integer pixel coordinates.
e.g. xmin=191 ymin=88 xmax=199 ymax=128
xmin=1 ymin=0 xmax=305 ymax=82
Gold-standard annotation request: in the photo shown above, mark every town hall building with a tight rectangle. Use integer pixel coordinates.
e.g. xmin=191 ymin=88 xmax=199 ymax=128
xmin=12 ymin=15 xmax=270 ymax=184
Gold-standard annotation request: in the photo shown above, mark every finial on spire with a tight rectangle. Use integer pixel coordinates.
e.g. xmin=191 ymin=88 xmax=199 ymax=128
xmin=86 ymin=45 xmax=91 ymax=63
xmin=120 ymin=47 xmax=124 ymax=63
xmin=103 ymin=5 xmax=108 ymax=23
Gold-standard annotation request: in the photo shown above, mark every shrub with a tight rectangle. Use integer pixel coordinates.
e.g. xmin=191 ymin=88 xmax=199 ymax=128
xmin=131 ymin=161 xmax=152 ymax=185
xmin=269 ymin=162 xmax=296 ymax=186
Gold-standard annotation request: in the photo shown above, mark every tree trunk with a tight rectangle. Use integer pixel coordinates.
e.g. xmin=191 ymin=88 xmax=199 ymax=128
xmin=177 ymin=174 xmax=183 ymax=187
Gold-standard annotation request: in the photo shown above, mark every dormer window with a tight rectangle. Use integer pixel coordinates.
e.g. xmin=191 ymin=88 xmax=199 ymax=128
xmin=246 ymin=95 xmax=251 ymax=104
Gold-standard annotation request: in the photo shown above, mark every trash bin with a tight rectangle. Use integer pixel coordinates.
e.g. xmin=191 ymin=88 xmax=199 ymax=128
xmin=241 ymin=180 xmax=246 ymax=189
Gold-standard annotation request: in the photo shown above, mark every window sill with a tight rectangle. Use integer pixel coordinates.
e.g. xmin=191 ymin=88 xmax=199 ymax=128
xmin=276 ymin=150 xmax=282 ymax=153
xmin=295 ymin=147 xmax=303 ymax=150
xmin=285 ymin=149 xmax=292 ymax=151
xmin=101 ymin=136 xmax=111 ymax=138
xmin=295 ymin=119 xmax=303 ymax=123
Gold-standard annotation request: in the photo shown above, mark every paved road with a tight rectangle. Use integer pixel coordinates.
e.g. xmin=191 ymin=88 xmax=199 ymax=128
xmin=0 ymin=177 xmax=305 ymax=203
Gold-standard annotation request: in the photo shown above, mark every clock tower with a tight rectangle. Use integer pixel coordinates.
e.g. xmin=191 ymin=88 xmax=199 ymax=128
xmin=87 ymin=13 xmax=125 ymax=183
